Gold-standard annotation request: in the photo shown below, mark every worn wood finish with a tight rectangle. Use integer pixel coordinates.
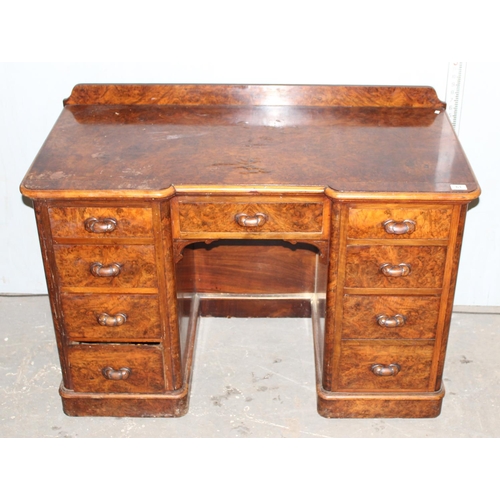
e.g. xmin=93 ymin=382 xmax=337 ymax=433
xmin=20 ymin=85 xmax=478 ymax=200
xmin=20 ymin=84 xmax=480 ymax=419
xmin=61 ymin=386 xmax=190 ymax=417
xmin=59 ymin=385 xmax=189 ymax=418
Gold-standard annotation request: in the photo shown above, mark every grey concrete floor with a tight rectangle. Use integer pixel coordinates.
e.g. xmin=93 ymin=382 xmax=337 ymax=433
xmin=1 ymin=295 xmax=499 ymax=438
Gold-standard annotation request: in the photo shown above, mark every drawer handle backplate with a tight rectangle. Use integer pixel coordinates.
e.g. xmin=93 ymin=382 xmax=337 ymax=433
xmin=371 ymin=364 xmax=401 ymax=377
xmin=84 ymin=217 xmax=117 ymax=234
xmin=377 ymin=314 xmax=406 ymax=328
xmin=102 ymin=366 xmax=131 ymax=380
xmin=97 ymin=312 xmax=127 ymax=327
xmin=235 ymin=213 xmax=268 ymax=227
xmin=380 ymin=263 xmax=411 ymax=277
xmin=90 ymin=262 xmax=122 ymax=278
xmin=383 ymin=219 xmax=416 ymax=235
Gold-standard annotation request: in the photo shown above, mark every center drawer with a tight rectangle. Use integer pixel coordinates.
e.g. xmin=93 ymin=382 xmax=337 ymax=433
xmin=171 ymin=196 xmax=329 ymax=239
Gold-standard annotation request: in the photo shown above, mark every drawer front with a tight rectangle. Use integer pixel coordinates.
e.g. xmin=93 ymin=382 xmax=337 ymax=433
xmin=172 ymin=197 xmax=328 ymax=238
xmin=347 ymin=206 xmax=453 ymax=240
xmin=342 ymin=295 xmax=440 ymax=339
xmin=337 ymin=341 xmax=435 ymax=391
xmin=61 ymin=294 xmax=162 ymax=342
xmin=345 ymin=245 xmax=447 ymax=288
xmin=54 ymin=245 xmax=158 ymax=289
xmin=49 ymin=206 xmax=153 ymax=239
xmin=67 ymin=344 xmax=165 ymax=393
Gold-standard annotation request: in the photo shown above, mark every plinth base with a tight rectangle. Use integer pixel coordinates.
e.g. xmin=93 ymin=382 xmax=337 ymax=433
xmin=316 ymin=384 xmax=445 ymax=418
xmin=60 ymin=384 xmax=190 ymax=418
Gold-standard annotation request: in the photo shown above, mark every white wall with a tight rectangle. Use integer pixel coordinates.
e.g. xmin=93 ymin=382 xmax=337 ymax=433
xmin=452 ymin=64 xmax=500 ymax=306
xmin=0 ymin=62 xmax=497 ymax=305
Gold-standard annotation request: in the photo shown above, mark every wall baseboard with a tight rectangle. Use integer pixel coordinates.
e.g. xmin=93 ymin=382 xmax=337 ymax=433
xmin=453 ymin=305 xmax=500 ymax=314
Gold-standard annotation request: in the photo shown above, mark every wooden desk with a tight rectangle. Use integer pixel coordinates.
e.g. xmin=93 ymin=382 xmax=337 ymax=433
xmin=20 ymin=84 xmax=480 ymax=418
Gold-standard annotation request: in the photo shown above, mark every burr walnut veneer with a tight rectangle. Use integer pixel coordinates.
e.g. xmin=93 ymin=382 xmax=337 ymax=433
xmin=20 ymin=84 xmax=480 ymax=418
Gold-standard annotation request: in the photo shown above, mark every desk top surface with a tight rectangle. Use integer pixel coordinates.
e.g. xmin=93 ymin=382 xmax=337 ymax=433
xmin=20 ymin=84 xmax=479 ymax=200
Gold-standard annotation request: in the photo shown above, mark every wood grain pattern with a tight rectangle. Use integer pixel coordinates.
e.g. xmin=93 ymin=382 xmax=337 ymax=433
xmin=347 ymin=205 xmax=453 ymax=240
xmin=429 ymin=204 xmax=468 ymax=391
xmin=49 ymin=206 xmax=153 ymax=239
xmin=155 ymin=201 xmax=183 ymax=391
xmin=20 ymin=85 xmax=479 ymax=199
xmin=20 ymin=85 xmax=480 ymax=419
xmin=344 ymin=245 xmax=447 ymax=288
xmin=317 ymin=387 xmax=444 ymax=418
xmin=61 ymin=386 xmax=189 ymax=418
xmin=63 ymin=84 xmax=446 ymax=108
xmin=61 ymin=293 xmax=161 ymax=341
xmin=33 ymin=201 xmax=73 ymax=387
xmin=67 ymin=344 xmax=165 ymax=393
xmin=199 ymin=297 xmax=312 ymax=318
xmin=336 ymin=341 xmax=435 ymax=391
xmin=54 ymin=244 xmax=158 ymax=288
xmin=176 ymin=240 xmax=319 ymax=294
xmin=174 ymin=198 xmax=325 ymax=238
xmin=342 ymin=295 xmax=440 ymax=339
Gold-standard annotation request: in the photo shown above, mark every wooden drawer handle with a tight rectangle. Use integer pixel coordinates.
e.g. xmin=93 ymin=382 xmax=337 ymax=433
xmin=377 ymin=314 xmax=406 ymax=328
xmin=97 ymin=312 xmax=127 ymax=327
xmin=380 ymin=263 xmax=411 ymax=277
xmin=235 ymin=213 xmax=268 ymax=227
xmin=383 ymin=219 xmax=416 ymax=235
xmin=371 ymin=363 xmax=401 ymax=377
xmin=84 ymin=217 xmax=117 ymax=234
xmin=102 ymin=366 xmax=131 ymax=380
xmin=90 ymin=262 xmax=122 ymax=277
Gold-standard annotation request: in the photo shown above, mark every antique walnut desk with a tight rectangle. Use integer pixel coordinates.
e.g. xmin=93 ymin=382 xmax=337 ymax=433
xmin=20 ymin=84 xmax=480 ymax=418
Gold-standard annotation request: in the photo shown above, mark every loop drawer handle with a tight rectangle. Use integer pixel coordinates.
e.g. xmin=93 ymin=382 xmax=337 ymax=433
xmin=377 ymin=314 xmax=406 ymax=328
xmin=97 ymin=312 xmax=127 ymax=327
xmin=102 ymin=366 xmax=131 ymax=380
xmin=84 ymin=217 xmax=117 ymax=234
xmin=383 ymin=219 xmax=416 ymax=235
xmin=371 ymin=364 xmax=401 ymax=377
xmin=380 ymin=263 xmax=411 ymax=277
xmin=90 ymin=262 xmax=122 ymax=278
xmin=234 ymin=213 xmax=268 ymax=227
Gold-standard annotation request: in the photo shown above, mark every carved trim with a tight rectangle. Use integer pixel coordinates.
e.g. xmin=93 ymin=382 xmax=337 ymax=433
xmin=173 ymin=238 xmax=328 ymax=263
xmin=173 ymin=240 xmax=215 ymax=263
